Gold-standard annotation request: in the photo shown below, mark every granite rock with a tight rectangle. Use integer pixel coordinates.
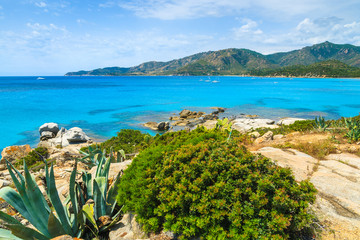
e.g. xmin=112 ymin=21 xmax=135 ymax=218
xmin=39 ymin=122 xmax=59 ymax=135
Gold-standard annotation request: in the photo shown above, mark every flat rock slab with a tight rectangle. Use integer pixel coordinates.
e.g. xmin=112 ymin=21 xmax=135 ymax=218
xmin=311 ymin=157 xmax=360 ymax=219
xmin=254 ymin=149 xmax=360 ymax=234
xmin=277 ymin=117 xmax=307 ymax=126
xmin=253 ymin=147 xmax=317 ymax=181
xmin=325 ymin=153 xmax=360 ymax=169
xmin=233 ymin=118 xmax=278 ymax=133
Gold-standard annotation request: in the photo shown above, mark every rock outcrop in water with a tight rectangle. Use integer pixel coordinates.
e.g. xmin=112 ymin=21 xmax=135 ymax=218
xmin=38 ymin=123 xmax=92 ymax=148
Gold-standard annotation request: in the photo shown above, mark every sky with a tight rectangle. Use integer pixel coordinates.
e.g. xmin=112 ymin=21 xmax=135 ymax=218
xmin=1 ymin=0 xmax=360 ymax=76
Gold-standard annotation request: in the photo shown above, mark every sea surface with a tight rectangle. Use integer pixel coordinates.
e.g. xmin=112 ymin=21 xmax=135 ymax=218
xmin=1 ymin=76 xmax=360 ymax=152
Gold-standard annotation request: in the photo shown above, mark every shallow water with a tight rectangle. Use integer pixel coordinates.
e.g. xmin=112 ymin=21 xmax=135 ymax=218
xmin=1 ymin=76 xmax=360 ymax=151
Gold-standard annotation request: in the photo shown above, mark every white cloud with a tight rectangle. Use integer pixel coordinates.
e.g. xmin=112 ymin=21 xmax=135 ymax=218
xmin=233 ymin=19 xmax=263 ymax=40
xmin=290 ymin=17 xmax=360 ymax=45
xmin=116 ymin=0 xmax=359 ymax=20
xmin=234 ymin=17 xmax=360 ymax=53
xmin=35 ymin=1 xmax=47 ymax=8
xmin=99 ymin=1 xmax=116 ymax=8
xmin=0 ymin=23 xmax=214 ymax=75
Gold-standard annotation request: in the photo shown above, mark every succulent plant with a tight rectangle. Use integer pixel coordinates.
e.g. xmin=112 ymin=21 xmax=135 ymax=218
xmin=0 ymin=147 xmax=125 ymax=240
xmin=79 ymin=145 xmax=125 ymax=167
xmin=313 ymin=116 xmax=329 ymax=132
xmin=216 ymin=118 xmax=232 ymax=131
xmin=344 ymin=118 xmax=360 ymax=142
xmin=0 ymin=159 xmax=83 ymax=239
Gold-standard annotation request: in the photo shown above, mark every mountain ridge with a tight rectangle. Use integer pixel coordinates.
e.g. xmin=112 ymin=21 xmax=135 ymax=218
xmin=65 ymin=42 xmax=360 ymax=76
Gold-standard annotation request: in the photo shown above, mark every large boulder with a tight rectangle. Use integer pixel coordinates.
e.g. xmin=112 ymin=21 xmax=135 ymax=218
xmin=143 ymin=122 xmax=170 ymax=131
xmin=254 ymin=131 xmax=274 ymax=144
xmin=1 ymin=144 xmax=31 ymax=163
xmin=157 ymin=122 xmax=170 ymax=131
xmin=277 ymin=117 xmax=307 ymax=126
xmin=63 ymin=127 xmax=90 ymax=144
xmin=179 ymin=109 xmax=192 ymax=118
xmin=40 ymin=131 xmax=55 ymax=141
xmin=232 ymin=118 xmax=278 ymax=133
xmin=39 ymin=122 xmax=59 ymax=135
xmin=109 ymin=213 xmax=148 ymax=240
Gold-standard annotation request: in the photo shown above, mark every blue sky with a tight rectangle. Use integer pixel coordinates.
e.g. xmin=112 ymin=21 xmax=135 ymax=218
xmin=1 ymin=0 xmax=360 ymax=75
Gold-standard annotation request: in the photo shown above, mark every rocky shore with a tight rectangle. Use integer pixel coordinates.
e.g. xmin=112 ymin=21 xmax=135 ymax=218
xmin=1 ymin=113 xmax=360 ymax=239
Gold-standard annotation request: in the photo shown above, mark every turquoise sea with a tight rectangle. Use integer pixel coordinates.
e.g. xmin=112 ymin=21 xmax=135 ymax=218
xmin=1 ymin=76 xmax=360 ymax=152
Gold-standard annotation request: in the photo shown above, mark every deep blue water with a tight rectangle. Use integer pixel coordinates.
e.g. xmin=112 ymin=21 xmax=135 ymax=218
xmin=1 ymin=76 xmax=360 ymax=152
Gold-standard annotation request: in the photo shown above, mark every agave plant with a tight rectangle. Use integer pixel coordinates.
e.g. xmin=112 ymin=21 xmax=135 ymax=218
xmin=80 ymin=148 xmax=124 ymax=237
xmin=0 ymin=159 xmax=83 ymax=240
xmin=344 ymin=118 xmax=360 ymax=142
xmin=313 ymin=116 xmax=330 ymax=132
xmin=0 ymin=147 xmax=125 ymax=240
xmin=80 ymin=145 xmax=125 ymax=167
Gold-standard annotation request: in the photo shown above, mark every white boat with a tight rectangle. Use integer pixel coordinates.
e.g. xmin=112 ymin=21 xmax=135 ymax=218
xmin=37 ymin=77 xmax=45 ymax=80
xmin=212 ymin=80 xmax=220 ymax=83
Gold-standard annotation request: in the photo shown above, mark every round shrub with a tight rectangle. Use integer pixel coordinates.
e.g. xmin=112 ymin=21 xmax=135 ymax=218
xmin=117 ymin=128 xmax=316 ymax=239
xmin=14 ymin=147 xmax=49 ymax=169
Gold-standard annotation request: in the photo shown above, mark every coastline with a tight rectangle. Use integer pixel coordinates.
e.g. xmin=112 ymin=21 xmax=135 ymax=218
xmin=64 ymin=74 xmax=360 ymax=79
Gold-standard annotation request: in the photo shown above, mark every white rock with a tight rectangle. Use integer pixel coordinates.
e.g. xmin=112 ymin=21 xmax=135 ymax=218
xmin=0 ymin=179 xmax=10 ymax=188
xmin=277 ymin=117 xmax=307 ymax=126
xmin=273 ymin=134 xmax=284 ymax=140
xmin=62 ymin=127 xmax=90 ymax=146
xmin=232 ymin=118 xmax=278 ymax=133
xmin=109 ymin=213 xmax=148 ymax=240
xmin=254 ymin=131 xmax=273 ymax=144
xmin=39 ymin=122 xmax=59 ymax=135
xmin=249 ymin=131 xmax=260 ymax=138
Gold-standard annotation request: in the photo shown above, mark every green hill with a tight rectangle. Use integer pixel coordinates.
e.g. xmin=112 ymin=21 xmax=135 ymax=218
xmin=250 ymin=60 xmax=360 ymax=78
xmin=65 ymin=42 xmax=360 ymax=77
xmin=267 ymin=41 xmax=360 ymax=67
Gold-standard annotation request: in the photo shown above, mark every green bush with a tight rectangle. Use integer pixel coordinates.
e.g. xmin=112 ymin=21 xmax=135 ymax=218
xmin=256 ymin=120 xmax=315 ymax=136
xmin=82 ymin=129 xmax=152 ymax=155
xmin=117 ymin=128 xmax=316 ymax=239
xmin=14 ymin=147 xmax=49 ymax=169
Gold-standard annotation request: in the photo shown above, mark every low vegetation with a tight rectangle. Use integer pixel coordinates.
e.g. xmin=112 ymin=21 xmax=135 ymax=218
xmin=14 ymin=147 xmax=49 ymax=169
xmin=249 ymin=60 xmax=360 ymax=78
xmin=273 ymin=140 xmax=337 ymax=160
xmin=256 ymin=120 xmax=315 ymax=136
xmin=81 ymin=129 xmax=153 ymax=156
xmin=117 ymin=128 xmax=317 ymax=239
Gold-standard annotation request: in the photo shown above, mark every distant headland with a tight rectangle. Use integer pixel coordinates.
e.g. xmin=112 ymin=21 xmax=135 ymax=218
xmin=66 ymin=41 xmax=360 ymax=78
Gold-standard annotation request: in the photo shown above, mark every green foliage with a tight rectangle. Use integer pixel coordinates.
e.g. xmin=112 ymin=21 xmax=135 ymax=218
xmin=79 ymin=145 xmax=125 ymax=168
xmin=344 ymin=118 xmax=360 ymax=142
xmin=0 ymin=148 xmax=124 ymax=239
xmin=256 ymin=120 xmax=315 ymax=136
xmin=117 ymin=128 xmax=316 ymax=239
xmin=0 ymin=160 xmax=82 ymax=239
xmin=216 ymin=118 xmax=232 ymax=132
xmin=66 ymin=42 xmax=360 ymax=77
xmin=249 ymin=60 xmax=360 ymax=78
xmin=14 ymin=147 xmax=49 ymax=169
xmin=313 ymin=116 xmax=330 ymax=132
xmin=83 ymin=129 xmax=152 ymax=156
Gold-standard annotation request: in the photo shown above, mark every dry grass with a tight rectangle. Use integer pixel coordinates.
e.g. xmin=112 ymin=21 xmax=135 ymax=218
xmin=273 ymin=139 xmax=337 ymax=160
